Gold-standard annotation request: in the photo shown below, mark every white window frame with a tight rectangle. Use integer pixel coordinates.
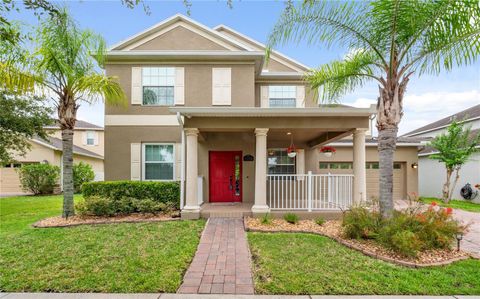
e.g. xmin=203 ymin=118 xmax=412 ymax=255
xmin=268 ymin=86 xmax=297 ymax=108
xmin=141 ymin=143 xmax=175 ymax=181
xmin=141 ymin=67 xmax=175 ymax=106
xmin=267 ymin=148 xmax=296 ymax=175
xmin=86 ymin=131 xmax=95 ymax=146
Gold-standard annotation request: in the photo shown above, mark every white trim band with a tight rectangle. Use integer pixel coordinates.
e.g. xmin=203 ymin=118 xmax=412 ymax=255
xmin=105 ymin=115 xmax=180 ymax=126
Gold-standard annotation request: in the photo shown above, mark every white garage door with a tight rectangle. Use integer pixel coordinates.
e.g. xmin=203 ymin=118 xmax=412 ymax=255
xmin=0 ymin=164 xmax=23 ymax=194
xmin=318 ymin=162 xmax=406 ymax=201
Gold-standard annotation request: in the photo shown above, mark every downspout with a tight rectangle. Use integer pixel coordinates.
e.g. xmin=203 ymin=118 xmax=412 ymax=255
xmin=177 ymin=112 xmax=185 ymax=210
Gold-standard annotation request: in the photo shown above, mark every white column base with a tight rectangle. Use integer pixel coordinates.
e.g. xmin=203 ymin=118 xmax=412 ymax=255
xmin=181 ymin=205 xmax=201 ymax=220
xmin=251 ymin=204 xmax=270 ymax=215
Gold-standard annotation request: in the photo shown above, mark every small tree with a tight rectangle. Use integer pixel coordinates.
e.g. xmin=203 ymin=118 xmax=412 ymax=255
xmin=72 ymin=162 xmax=95 ymax=193
xmin=429 ymin=121 xmax=480 ymax=203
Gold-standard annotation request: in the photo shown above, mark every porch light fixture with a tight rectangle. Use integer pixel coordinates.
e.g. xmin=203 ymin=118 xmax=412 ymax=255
xmin=411 ymin=162 xmax=418 ymax=169
xmin=287 ymin=133 xmax=297 ymax=158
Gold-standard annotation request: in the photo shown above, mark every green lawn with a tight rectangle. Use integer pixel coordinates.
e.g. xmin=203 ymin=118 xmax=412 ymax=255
xmin=248 ymin=232 xmax=480 ymax=295
xmin=420 ymin=197 xmax=480 ymax=213
xmin=0 ymin=195 xmax=205 ymax=293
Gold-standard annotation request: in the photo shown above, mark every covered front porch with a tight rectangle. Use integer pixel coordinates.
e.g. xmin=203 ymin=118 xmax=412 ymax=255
xmin=170 ymin=106 xmax=375 ymax=219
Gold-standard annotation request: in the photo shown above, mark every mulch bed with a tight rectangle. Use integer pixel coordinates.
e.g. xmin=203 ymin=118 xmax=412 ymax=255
xmin=245 ymin=217 xmax=473 ymax=267
xmin=33 ymin=213 xmax=180 ymax=228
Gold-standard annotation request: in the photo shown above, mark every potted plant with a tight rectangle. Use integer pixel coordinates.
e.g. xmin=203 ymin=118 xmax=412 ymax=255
xmin=320 ymin=146 xmax=336 ymax=157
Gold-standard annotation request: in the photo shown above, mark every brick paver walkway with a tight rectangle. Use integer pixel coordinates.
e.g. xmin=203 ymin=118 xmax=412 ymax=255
xmin=177 ymin=218 xmax=254 ymax=294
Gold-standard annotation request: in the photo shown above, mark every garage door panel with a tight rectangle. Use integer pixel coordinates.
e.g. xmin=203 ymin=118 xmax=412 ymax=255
xmin=0 ymin=168 xmax=23 ymax=193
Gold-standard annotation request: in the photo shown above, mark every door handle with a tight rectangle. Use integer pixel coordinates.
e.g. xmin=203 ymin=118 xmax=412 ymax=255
xmin=229 ymin=176 xmax=233 ymax=190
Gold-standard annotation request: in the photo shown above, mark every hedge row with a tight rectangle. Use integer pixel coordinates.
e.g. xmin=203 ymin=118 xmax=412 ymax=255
xmin=82 ymin=181 xmax=180 ymax=208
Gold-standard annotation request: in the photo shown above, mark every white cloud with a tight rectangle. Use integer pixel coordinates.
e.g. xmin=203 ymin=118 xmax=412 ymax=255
xmin=350 ymin=97 xmax=376 ymax=108
xmin=346 ymin=90 xmax=480 ymax=135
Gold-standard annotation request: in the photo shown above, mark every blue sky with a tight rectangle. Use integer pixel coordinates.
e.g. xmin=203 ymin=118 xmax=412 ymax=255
xmin=10 ymin=0 xmax=480 ymax=135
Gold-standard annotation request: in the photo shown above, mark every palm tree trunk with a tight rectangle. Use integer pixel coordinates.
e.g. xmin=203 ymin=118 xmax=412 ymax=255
xmin=378 ymin=126 xmax=397 ymax=219
xmin=62 ymin=128 xmax=74 ymax=218
xmin=58 ymin=92 xmax=78 ymax=219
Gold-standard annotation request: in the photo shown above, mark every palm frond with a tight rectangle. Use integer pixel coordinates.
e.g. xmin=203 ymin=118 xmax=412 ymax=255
xmin=405 ymin=0 xmax=480 ymax=75
xmin=306 ymin=49 xmax=382 ymax=102
xmin=266 ymin=1 xmax=387 ymax=66
xmin=73 ymin=74 xmax=126 ymax=106
xmin=0 ymin=62 xmax=36 ymax=93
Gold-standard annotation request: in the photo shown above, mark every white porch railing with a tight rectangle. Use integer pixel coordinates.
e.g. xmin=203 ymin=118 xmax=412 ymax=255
xmin=267 ymin=172 xmax=354 ymax=211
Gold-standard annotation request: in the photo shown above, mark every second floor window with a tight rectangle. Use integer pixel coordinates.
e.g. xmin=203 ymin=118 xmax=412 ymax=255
xmin=142 ymin=67 xmax=175 ymax=106
xmin=86 ymin=131 xmax=95 ymax=146
xmin=269 ymin=86 xmax=296 ymax=108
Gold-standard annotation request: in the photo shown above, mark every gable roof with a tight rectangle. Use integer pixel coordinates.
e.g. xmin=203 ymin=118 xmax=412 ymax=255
xmin=31 ymin=136 xmax=104 ymax=159
xmin=44 ymin=120 xmax=103 ymax=131
xmin=214 ymin=25 xmax=310 ymax=72
xmin=107 ymin=14 xmax=310 ymax=75
xmin=403 ymin=104 xmax=480 ymax=137
xmin=109 ymin=14 xmax=250 ymax=51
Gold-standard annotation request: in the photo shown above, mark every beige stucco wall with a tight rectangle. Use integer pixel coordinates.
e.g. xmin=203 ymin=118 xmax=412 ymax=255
xmin=49 ymin=129 xmax=104 ymax=157
xmin=198 ymin=132 xmax=256 ymax=203
xmin=105 ymin=64 xmax=256 ymax=114
xmin=12 ymin=141 xmax=56 ymax=164
xmin=104 ymin=126 xmax=182 ymax=181
xmin=304 ymin=146 xmax=419 ymax=199
xmin=132 ymin=26 xmax=230 ymax=51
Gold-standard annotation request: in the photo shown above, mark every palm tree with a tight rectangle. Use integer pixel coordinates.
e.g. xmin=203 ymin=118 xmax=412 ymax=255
xmin=267 ymin=0 xmax=480 ymax=218
xmin=33 ymin=8 xmax=126 ymax=218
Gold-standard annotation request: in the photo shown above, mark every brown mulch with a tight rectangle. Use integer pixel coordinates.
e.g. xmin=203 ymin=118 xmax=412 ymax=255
xmin=33 ymin=213 xmax=180 ymax=228
xmin=245 ymin=217 xmax=473 ymax=267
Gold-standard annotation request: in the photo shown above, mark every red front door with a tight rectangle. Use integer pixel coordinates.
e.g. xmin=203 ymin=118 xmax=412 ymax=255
xmin=209 ymin=151 xmax=242 ymax=202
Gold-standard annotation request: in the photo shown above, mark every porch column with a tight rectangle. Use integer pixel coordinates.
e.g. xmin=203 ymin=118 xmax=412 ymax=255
xmin=182 ymin=128 xmax=200 ymax=219
xmin=252 ymin=128 xmax=270 ymax=215
xmin=353 ymin=129 xmax=367 ymax=203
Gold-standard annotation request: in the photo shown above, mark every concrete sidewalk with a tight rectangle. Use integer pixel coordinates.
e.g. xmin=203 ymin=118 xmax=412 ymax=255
xmin=1 ymin=294 xmax=479 ymax=299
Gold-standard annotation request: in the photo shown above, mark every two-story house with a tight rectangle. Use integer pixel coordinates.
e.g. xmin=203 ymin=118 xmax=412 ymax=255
xmin=0 ymin=120 xmax=104 ymax=195
xmin=404 ymin=104 xmax=480 ymax=202
xmin=104 ymin=14 xmax=420 ymax=219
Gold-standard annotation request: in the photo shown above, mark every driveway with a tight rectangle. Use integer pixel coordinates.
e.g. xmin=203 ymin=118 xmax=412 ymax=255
xmin=453 ymin=209 xmax=480 ymax=257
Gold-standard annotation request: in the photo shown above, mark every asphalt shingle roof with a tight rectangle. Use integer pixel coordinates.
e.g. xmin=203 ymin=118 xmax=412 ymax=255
xmin=32 ymin=136 xmax=103 ymax=159
xmin=403 ymin=104 xmax=480 ymax=137
xmin=44 ymin=119 xmax=103 ymax=130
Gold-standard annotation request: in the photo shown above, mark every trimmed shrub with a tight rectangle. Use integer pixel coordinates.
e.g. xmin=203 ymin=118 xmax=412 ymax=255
xmin=73 ymin=162 xmax=95 ymax=193
xmin=315 ymin=217 xmax=325 ymax=226
xmin=76 ymin=196 xmax=115 ymax=216
xmin=284 ymin=213 xmax=299 ymax=224
xmin=82 ymin=181 xmax=180 ymax=208
xmin=18 ymin=163 xmax=60 ymax=195
xmin=76 ymin=196 xmax=177 ymax=216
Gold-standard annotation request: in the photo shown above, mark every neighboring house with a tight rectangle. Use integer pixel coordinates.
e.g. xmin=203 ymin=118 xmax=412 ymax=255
xmin=0 ymin=120 xmax=104 ymax=195
xmin=104 ymin=14 xmax=420 ymax=219
xmin=404 ymin=104 xmax=480 ymax=203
